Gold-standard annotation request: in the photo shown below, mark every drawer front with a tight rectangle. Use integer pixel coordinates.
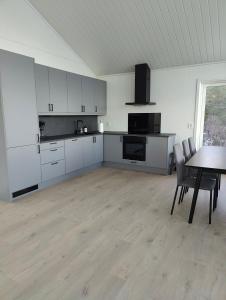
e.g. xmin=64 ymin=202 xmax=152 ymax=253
xmin=41 ymin=160 xmax=65 ymax=182
xmin=40 ymin=140 xmax=64 ymax=150
xmin=41 ymin=147 xmax=64 ymax=164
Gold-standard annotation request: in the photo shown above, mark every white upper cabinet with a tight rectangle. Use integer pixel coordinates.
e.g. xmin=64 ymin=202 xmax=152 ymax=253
xmin=67 ymin=73 xmax=82 ymax=113
xmin=0 ymin=51 xmax=39 ymax=148
xmin=34 ymin=63 xmax=106 ymax=116
xmin=81 ymin=77 xmax=95 ymax=114
xmin=94 ymin=80 xmax=107 ymax=115
xmin=34 ymin=64 xmax=50 ymax=114
xmin=49 ymin=68 xmax=68 ymax=113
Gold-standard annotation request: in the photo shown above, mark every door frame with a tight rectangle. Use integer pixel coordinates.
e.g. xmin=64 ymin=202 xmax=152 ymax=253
xmin=194 ymin=80 xmax=226 ymax=149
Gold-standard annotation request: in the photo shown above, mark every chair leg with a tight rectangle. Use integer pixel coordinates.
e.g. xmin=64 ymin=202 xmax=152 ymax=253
xmin=218 ymin=174 xmax=221 ymax=190
xmin=178 ymin=186 xmax=184 ymax=204
xmin=209 ymin=190 xmax=212 ymax=224
xmin=213 ymin=183 xmax=218 ymax=211
xmin=181 ymin=186 xmax=186 ymax=203
xmin=171 ymin=185 xmax=179 ymax=215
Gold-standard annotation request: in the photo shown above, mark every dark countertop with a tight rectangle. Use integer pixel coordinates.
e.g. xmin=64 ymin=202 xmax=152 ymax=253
xmin=40 ymin=132 xmax=102 ymax=143
xmin=103 ymin=131 xmax=176 ymax=137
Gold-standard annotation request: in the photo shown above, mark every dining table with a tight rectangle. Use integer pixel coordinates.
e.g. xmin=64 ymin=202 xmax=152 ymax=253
xmin=186 ymin=146 xmax=226 ymax=224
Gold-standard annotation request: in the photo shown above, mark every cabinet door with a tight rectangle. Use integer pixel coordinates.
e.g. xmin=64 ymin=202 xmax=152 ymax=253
xmin=49 ymin=68 xmax=67 ymax=113
xmin=104 ymin=135 xmax=123 ymax=163
xmin=65 ymin=138 xmax=83 ymax=173
xmin=7 ymin=145 xmax=41 ymax=193
xmin=146 ymin=137 xmax=168 ymax=169
xmin=0 ymin=51 xmax=39 ymax=148
xmin=82 ymin=136 xmax=96 ymax=167
xmin=34 ymin=64 xmax=50 ymax=113
xmin=94 ymin=80 xmax=107 ymax=115
xmin=67 ymin=73 xmax=82 ymax=113
xmin=82 ymin=77 xmax=95 ymax=114
xmin=94 ymin=135 xmax=103 ymax=163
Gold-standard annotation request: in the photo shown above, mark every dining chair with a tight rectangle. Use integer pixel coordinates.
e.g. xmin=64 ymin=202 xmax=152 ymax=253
xmin=188 ymin=137 xmax=221 ymax=194
xmin=170 ymin=144 xmax=216 ymax=224
xmin=182 ymin=139 xmax=191 ymax=162
xmin=188 ymin=137 xmax=196 ymax=156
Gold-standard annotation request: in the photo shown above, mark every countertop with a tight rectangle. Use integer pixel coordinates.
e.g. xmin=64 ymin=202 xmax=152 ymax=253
xmin=40 ymin=132 xmax=102 ymax=143
xmin=103 ymin=131 xmax=176 ymax=137
xmin=40 ymin=131 xmax=176 ymax=143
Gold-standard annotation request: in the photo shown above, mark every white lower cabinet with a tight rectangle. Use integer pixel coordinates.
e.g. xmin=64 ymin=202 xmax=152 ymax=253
xmin=65 ymin=138 xmax=83 ymax=174
xmin=40 ymin=147 xmax=64 ymax=164
xmin=7 ymin=145 xmax=41 ymax=194
xmin=41 ymin=160 xmax=65 ymax=182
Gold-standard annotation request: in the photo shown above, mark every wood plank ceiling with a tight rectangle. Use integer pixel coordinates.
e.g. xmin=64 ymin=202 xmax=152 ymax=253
xmin=29 ymin=0 xmax=226 ymax=75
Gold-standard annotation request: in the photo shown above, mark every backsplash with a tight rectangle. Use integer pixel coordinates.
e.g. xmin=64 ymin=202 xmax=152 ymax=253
xmin=39 ymin=116 xmax=98 ymax=136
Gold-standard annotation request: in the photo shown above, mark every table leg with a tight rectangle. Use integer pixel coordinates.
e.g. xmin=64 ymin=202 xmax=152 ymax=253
xmin=188 ymin=168 xmax=202 ymax=224
xmin=213 ymin=176 xmax=219 ymax=211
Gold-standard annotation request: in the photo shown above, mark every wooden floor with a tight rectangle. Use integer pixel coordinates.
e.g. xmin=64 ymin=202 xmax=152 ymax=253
xmin=1 ymin=167 xmax=226 ymax=300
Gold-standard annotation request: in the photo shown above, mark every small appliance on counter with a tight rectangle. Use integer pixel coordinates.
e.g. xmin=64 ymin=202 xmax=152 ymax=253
xmin=98 ymin=120 xmax=104 ymax=133
xmin=128 ymin=113 xmax=161 ymax=134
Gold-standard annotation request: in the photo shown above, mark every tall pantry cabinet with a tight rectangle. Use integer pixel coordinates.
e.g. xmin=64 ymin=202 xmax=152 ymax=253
xmin=0 ymin=50 xmax=41 ymax=200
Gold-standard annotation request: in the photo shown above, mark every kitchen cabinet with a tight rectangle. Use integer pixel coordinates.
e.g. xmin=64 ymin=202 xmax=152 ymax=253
xmin=104 ymin=135 xmax=123 ymax=163
xmin=0 ymin=51 xmax=39 ymax=148
xmin=67 ymin=73 xmax=82 ymax=113
xmin=94 ymin=135 xmax=103 ymax=163
xmin=94 ymin=80 xmax=107 ymax=115
xmin=81 ymin=77 xmax=95 ymax=114
xmin=7 ymin=145 xmax=41 ymax=194
xmin=34 ymin=64 xmax=50 ymax=113
xmin=41 ymin=160 xmax=65 ymax=182
xmin=82 ymin=136 xmax=96 ymax=167
xmin=65 ymin=138 xmax=83 ymax=173
xmin=146 ymin=137 xmax=168 ymax=169
xmin=49 ymin=68 xmax=67 ymax=113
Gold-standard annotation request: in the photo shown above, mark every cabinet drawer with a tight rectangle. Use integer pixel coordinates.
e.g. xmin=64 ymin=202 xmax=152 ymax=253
xmin=40 ymin=147 xmax=64 ymax=164
xmin=40 ymin=140 xmax=64 ymax=150
xmin=41 ymin=160 xmax=65 ymax=182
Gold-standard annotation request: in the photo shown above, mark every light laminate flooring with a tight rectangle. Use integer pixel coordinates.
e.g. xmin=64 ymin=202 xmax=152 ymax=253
xmin=0 ymin=167 xmax=226 ymax=300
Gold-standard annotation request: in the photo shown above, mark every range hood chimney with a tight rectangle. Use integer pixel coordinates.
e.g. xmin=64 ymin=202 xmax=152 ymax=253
xmin=125 ymin=63 xmax=156 ymax=105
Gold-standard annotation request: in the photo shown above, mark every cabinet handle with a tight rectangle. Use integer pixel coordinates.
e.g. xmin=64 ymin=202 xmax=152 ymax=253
xmin=81 ymin=105 xmax=83 ymax=112
xmin=36 ymin=133 xmax=40 ymax=143
xmin=50 ymin=149 xmax=58 ymax=152
xmin=48 ymin=103 xmax=51 ymax=112
xmin=50 ymin=142 xmax=57 ymax=145
xmin=95 ymin=105 xmax=98 ymax=112
xmin=130 ymin=161 xmax=137 ymax=164
xmin=51 ymin=162 xmax=58 ymax=165
xmin=37 ymin=145 xmax=40 ymax=154
xmin=51 ymin=104 xmax=54 ymax=112
xmin=83 ymin=105 xmax=85 ymax=112
xmin=71 ymin=139 xmax=78 ymax=141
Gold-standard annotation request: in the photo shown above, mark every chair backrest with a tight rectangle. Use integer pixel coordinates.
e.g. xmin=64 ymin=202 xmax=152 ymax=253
xmin=188 ymin=137 xmax=196 ymax=156
xmin=173 ymin=144 xmax=186 ymax=185
xmin=182 ymin=139 xmax=191 ymax=162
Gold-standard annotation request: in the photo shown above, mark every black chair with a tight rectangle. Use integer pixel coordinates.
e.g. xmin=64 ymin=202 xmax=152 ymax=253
xmin=171 ymin=144 xmax=216 ymax=224
xmin=188 ymin=137 xmax=196 ymax=156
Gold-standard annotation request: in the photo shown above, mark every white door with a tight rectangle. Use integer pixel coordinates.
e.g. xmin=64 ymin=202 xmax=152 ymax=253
xmin=0 ymin=51 xmax=39 ymax=148
xmin=7 ymin=145 xmax=41 ymax=193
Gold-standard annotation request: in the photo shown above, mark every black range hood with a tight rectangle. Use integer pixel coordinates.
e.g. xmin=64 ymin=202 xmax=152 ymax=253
xmin=125 ymin=63 xmax=156 ymax=105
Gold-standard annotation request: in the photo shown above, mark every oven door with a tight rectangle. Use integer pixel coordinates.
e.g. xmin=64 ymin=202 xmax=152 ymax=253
xmin=123 ymin=136 xmax=146 ymax=161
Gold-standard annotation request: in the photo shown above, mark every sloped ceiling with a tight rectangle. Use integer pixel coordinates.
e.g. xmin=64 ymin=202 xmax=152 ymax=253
xmin=29 ymin=0 xmax=226 ymax=75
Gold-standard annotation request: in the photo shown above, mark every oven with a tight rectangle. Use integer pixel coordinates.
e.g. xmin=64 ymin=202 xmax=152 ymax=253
xmin=123 ymin=136 xmax=146 ymax=161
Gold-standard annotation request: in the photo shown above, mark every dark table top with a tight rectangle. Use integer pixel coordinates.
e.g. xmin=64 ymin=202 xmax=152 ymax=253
xmin=186 ymin=146 xmax=226 ymax=172
xmin=103 ymin=131 xmax=176 ymax=137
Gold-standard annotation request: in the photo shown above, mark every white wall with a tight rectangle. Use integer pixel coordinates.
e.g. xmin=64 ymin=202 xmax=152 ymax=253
xmin=99 ymin=62 xmax=226 ymax=143
xmin=0 ymin=0 xmax=94 ymax=76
